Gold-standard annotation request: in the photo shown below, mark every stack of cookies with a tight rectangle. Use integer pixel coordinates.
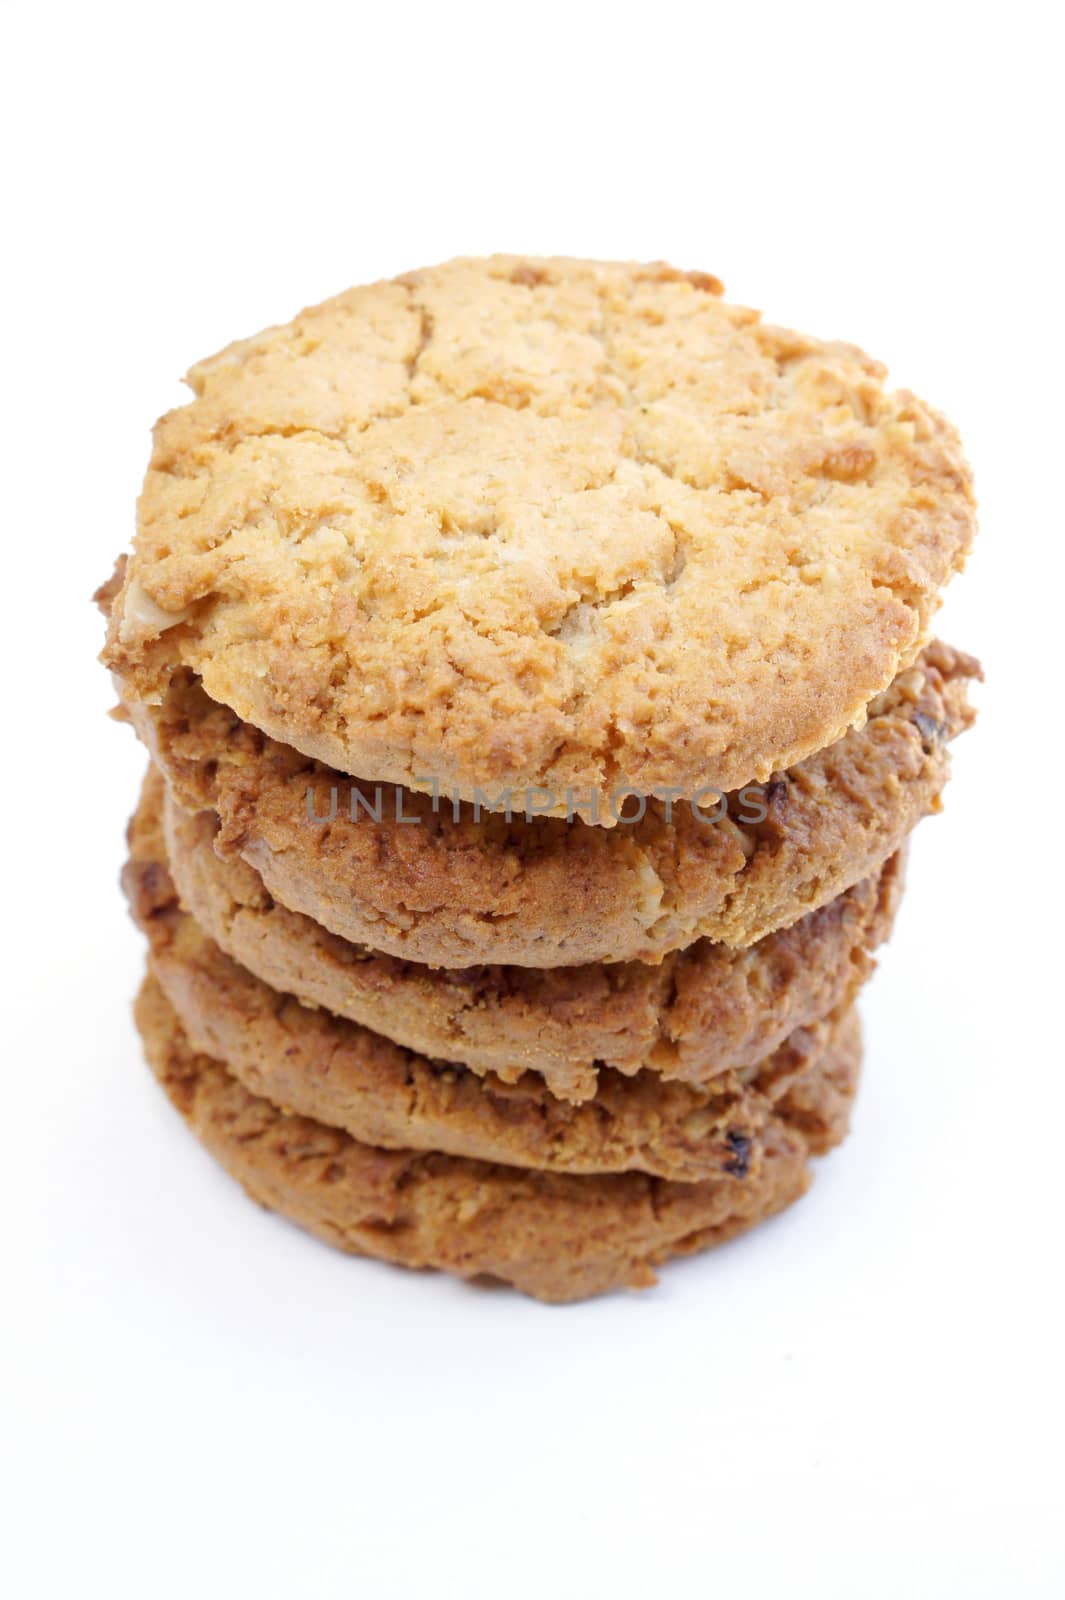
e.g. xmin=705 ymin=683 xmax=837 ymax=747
xmin=99 ymin=257 xmax=979 ymax=1302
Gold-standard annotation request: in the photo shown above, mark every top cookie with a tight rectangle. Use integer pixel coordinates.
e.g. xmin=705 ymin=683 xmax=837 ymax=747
xmin=103 ymin=256 xmax=975 ymax=808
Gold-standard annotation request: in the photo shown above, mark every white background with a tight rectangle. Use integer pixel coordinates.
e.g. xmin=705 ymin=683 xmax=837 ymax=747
xmin=3 ymin=4 xmax=1062 ymax=1596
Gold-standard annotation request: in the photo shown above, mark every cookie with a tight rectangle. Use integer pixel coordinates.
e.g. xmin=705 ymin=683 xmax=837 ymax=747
xmin=120 ymin=636 xmax=976 ymax=966
xmin=102 ymin=256 xmax=975 ymax=812
xmin=151 ymin=767 xmax=898 ymax=1101
xmin=136 ymin=977 xmax=853 ymax=1302
xmin=124 ymin=792 xmax=859 ymax=1182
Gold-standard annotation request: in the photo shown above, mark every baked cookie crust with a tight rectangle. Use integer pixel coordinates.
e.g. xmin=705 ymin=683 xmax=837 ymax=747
xmin=125 ymin=790 xmax=859 ymax=1182
xmin=102 ymin=256 xmax=976 ymax=809
xmin=123 ymin=639 xmax=976 ymax=966
xmin=136 ymin=978 xmax=855 ymax=1302
xmin=147 ymin=768 xmax=898 ymax=1102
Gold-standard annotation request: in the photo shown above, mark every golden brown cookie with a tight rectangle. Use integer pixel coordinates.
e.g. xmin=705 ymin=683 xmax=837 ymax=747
xmin=122 ymin=640 xmax=976 ymax=966
xmin=150 ymin=767 xmax=898 ymax=1102
xmin=124 ymin=789 xmax=859 ymax=1182
xmin=102 ymin=256 xmax=975 ymax=811
xmin=136 ymin=977 xmax=854 ymax=1302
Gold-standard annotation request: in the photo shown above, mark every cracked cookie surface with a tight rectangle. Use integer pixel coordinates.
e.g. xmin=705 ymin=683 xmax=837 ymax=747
xmin=125 ymin=784 xmax=859 ymax=1181
xmin=121 ymin=639 xmax=977 ymax=966
xmin=102 ymin=256 xmax=976 ymax=809
xmin=144 ymin=767 xmax=896 ymax=1101
xmin=136 ymin=977 xmax=852 ymax=1302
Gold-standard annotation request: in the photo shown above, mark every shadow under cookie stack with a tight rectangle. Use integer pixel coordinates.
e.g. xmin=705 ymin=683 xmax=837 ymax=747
xmin=100 ymin=257 xmax=979 ymax=1302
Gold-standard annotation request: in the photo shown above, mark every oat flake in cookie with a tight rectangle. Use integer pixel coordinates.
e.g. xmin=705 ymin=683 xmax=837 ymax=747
xmin=102 ymin=256 xmax=976 ymax=811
